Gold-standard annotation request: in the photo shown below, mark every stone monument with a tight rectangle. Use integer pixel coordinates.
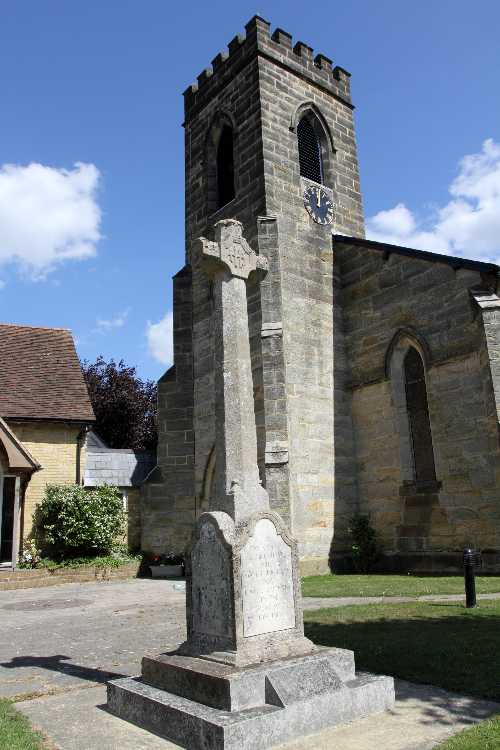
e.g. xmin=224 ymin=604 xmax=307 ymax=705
xmin=107 ymin=220 xmax=395 ymax=749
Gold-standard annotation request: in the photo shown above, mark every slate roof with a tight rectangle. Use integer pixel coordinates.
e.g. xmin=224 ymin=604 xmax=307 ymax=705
xmin=334 ymin=235 xmax=500 ymax=275
xmin=0 ymin=324 xmax=95 ymax=422
xmin=84 ymin=432 xmax=156 ymax=488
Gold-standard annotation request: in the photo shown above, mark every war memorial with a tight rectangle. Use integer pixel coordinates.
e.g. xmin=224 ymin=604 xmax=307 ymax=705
xmin=108 ymin=219 xmax=394 ymax=748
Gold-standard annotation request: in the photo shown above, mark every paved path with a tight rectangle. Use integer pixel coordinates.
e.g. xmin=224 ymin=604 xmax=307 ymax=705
xmin=302 ymin=592 xmax=500 ymax=610
xmin=0 ymin=579 xmax=497 ymax=750
xmin=0 ymin=579 xmax=186 ymax=701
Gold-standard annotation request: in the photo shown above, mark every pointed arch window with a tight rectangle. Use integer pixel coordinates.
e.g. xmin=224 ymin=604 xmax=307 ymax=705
xmin=297 ymin=116 xmax=323 ymax=184
xmin=216 ymin=125 xmax=235 ymax=209
xmin=404 ymin=347 xmax=436 ymax=483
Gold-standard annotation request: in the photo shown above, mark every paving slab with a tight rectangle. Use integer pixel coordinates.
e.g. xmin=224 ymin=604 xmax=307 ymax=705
xmin=17 ymin=679 xmax=500 ymax=750
xmin=3 ymin=579 xmax=500 ymax=749
xmin=0 ymin=579 xmax=186 ymax=700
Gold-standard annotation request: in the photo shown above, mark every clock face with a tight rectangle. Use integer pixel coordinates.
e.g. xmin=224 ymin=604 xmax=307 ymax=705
xmin=303 ymin=185 xmax=335 ymax=225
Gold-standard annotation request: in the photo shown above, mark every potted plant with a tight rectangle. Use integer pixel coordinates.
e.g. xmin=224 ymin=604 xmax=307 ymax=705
xmin=149 ymin=552 xmax=185 ymax=578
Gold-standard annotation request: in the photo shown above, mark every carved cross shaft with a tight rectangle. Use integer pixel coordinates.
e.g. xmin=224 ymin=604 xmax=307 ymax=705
xmin=196 ymin=219 xmax=269 ymax=523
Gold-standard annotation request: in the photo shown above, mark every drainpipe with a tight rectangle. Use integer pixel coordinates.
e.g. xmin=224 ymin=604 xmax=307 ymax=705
xmin=76 ymin=425 xmax=90 ymax=485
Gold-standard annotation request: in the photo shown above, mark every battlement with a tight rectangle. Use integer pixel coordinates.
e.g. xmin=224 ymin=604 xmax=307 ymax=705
xmin=183 ymin=16 xmax=352 ymax=118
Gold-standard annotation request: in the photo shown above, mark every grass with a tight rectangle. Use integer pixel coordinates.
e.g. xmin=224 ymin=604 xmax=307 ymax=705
xmin=301 ymin=574 xmax=500 ymax=598
xmin=304 ymin=599 xmax=500 ymax=700
xmin=435 ymin=716 xmax=500 ymax=749
xmin=0 ymin=699 xmax=46 ymax=750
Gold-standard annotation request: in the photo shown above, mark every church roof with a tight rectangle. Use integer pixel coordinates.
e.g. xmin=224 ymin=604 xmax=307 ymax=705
xmin=334 ymin=235 xmax=499 ymax=276
xmin=0 ymin=324 xmax=95 ymax=423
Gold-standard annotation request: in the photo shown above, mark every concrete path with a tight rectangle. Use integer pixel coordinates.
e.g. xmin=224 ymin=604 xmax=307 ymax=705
xmin=0 ymin=579 xmax=186 ymax=701
xmin=302 ymin=592 xmax=500 ymax=610
xmin=0 ymin=579 xmax=497 ymax=750
xmin=17 ymin=679 xmax=500 ymax=750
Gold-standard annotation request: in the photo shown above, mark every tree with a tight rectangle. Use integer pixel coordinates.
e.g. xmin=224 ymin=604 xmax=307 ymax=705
xmin=81 ymin=356 xmax=157 ymax=450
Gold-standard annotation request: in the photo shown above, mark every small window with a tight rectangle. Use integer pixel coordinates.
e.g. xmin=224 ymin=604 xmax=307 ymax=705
xmin=404 ymin=348 xmax=436 ymax=483
xmin=297 ymin=116 xmax=323 ymax=184
xmin=216 ymin=125 xmax=235 ymax=209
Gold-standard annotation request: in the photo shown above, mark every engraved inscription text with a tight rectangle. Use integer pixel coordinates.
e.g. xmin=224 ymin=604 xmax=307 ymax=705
xmin=241 ymin=518 xmax=295 ymax=637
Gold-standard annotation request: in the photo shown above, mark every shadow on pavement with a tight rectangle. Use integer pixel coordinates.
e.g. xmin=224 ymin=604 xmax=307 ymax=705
xmin=0 ymin=654 xmax=125 ymax=684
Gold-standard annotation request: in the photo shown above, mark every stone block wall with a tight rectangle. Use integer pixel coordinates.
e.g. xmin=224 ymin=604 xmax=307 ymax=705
xmin=125 ymin=487 xmax=142 ymax=552
xmin=144 ymin=17 xmax=365 ymax=571
xmin=336 ymin=238 xmax=500 ymax=569
xmin=141 ymin=266 xmax=195 ymax=555
xmin=179 ymin=19 xmax=269 ymax=543
xmin=255 ymin=21 xmax=363 ymax=568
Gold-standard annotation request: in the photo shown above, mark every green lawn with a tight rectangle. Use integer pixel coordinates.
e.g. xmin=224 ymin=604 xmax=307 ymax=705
xmin=435 ymin=716 xmax=500 ymax=749
xmin=0 ymin=699 xmax=45 ymax=750
xmin=304 ymin=599 xmax=500 ymax=700
xmin=301 ymin=574 xmax=500 ymax=599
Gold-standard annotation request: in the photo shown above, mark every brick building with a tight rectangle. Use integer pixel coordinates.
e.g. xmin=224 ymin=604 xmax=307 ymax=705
xmin=0 ymin=324 xmax=95 ymax=566
xmin=142 ymin=16 xmax=500 ymax=574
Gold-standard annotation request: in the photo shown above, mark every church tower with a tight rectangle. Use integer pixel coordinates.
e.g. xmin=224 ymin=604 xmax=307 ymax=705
xmin=144 ymin=16 xmax=364 ymax=574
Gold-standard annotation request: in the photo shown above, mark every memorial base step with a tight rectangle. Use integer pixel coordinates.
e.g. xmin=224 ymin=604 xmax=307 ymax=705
xmin=107 ymin=647 xmax=395 ymax=750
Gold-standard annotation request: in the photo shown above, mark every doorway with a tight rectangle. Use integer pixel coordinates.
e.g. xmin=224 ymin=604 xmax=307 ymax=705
xmin=0 ymin=477 xmax=16 ymax=564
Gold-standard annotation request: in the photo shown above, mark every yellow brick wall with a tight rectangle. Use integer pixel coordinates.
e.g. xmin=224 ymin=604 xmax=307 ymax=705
xmin=6 ymin=421 xmax=86 ymax=539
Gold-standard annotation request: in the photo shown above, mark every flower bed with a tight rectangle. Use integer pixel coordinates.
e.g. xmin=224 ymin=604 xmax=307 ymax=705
xmin=0 ymin=559 xmax=142 ymax=591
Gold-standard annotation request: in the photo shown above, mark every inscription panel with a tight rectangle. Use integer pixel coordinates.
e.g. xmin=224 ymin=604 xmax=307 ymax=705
xmin=241 ymin=518 xmax=296 ymax=637
xmin=191 ymin=521 xmax=232 ymax=638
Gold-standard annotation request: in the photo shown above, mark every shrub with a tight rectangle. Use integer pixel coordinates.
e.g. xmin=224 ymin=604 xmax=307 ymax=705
xmin=35 ymin=484 xmax=125 ymax=559
xmin=348 ymin=514 xmax=380 ymax=573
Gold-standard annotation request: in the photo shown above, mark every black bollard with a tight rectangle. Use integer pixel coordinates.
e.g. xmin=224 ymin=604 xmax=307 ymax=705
xmin=463 ymin=548 xmax=481 ymax=608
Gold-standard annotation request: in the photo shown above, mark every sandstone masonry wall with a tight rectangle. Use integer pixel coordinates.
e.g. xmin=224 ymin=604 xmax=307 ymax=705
xmin=336 ymin=239 xmax=500 ymax=568
xmin=141 ymin=267 xmax=195 ymax=554
xmin=144 ymin=17 xmax=365 ymax=570
xmin=255 ymin=20 xmax=363 ymax=568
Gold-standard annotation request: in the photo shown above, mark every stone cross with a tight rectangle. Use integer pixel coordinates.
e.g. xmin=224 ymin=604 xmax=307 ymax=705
xmin=107 ymin=217 xmax=395 ymax=744
xmin=196 ymin=219 xmax=269 ymax=523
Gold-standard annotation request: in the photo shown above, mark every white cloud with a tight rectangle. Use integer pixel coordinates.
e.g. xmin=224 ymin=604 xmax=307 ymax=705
xmin=0 ymin=161 xmax=101 ymax=279
xmin=96 ymin=309 xmax=129 ymax=332
xmin=366 ymin=139 xmax=500 ymax=263
xmin=146 ymin=311 xmax=173 ymax=366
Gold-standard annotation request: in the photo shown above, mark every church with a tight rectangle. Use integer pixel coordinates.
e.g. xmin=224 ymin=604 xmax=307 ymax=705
xmin=142 ymin=16 xmax=500 ymax=575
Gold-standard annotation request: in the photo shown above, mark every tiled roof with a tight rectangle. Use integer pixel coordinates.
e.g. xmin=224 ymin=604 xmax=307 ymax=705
xmin=0 ymin=324 xmax=95 ymax=422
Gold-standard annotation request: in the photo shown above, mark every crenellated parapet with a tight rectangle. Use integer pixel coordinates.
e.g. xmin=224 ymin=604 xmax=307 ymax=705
xmin=183 ymin=16 xmax=352 ymax=120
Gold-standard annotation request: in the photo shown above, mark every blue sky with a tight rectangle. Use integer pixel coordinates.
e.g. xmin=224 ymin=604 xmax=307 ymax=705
xmin=1 ymin=0 xmax=499 ymax=381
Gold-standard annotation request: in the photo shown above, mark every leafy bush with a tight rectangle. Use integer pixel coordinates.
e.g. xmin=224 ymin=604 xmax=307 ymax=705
xmin=348 ymin=514 xmax=380 ymax=573
xmin=35 ymin=484 xmax=125 ymax=559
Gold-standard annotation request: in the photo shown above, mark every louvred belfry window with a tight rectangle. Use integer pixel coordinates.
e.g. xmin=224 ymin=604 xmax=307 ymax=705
xmin=216 ymin=125 xmax=235 ymax=209
xmin=297 ymin=116 xmax=323 ymax=184
xmin=404 ymin=347 xmax=437 ymax=483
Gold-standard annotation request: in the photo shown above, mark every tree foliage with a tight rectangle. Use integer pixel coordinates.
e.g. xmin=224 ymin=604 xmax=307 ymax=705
xmin=36 ymin=484 xmax=125 ymax=558
xmin=81 ymin=356 xmax=157 ymax=450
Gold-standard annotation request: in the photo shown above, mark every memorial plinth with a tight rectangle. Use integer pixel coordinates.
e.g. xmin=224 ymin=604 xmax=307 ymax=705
xmin=107 ymin=220 xmax=395 ymax=749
